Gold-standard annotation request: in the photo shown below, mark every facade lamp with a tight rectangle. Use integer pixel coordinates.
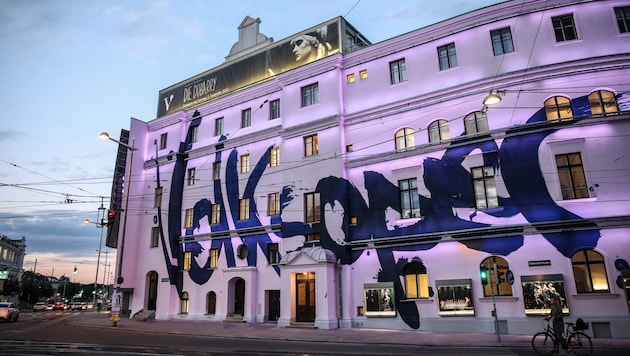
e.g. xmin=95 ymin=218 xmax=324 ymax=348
xmin=483 ymin=91 xmax=504 ymax=106
xmin=99 ymin=131 xmax=136 ymax=300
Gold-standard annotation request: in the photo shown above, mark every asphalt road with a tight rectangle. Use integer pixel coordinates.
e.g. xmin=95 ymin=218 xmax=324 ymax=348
xmin=1 ymin=311 xmax=625 ymax=355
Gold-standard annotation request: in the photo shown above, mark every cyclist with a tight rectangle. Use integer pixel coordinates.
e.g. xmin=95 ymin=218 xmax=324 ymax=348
xmin=549 ymin=295 xmax=572 ymax=353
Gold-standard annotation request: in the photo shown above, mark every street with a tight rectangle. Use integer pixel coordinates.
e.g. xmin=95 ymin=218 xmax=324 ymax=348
xmin=0 ymin=311 xmax=626 ymax=355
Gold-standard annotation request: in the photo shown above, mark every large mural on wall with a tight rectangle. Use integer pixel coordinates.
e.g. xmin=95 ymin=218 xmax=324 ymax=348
xmin=154 ymin=93 xmax=623 ymax=329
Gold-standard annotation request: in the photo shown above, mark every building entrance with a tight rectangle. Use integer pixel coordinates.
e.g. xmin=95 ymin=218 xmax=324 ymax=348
xmin=296 ymin=272 xmax=315 ymax=322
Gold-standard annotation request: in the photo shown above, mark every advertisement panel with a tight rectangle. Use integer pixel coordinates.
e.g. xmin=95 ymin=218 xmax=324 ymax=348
xmin=157 ymin=19 xmax=341 ymax=118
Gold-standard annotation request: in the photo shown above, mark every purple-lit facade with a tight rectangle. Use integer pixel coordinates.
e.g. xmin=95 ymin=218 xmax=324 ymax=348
xmin=111 ymin=1 xmax=630 ymax=338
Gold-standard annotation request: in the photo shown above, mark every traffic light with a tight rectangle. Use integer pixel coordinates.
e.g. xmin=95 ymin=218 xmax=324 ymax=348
xmin=107 ymin=210 xmax=117 ymax=227
xmin=496 ymin=265 xmax=506 ymax=284
xmin=73 ymin=266 xmax=77 ymax=275
xmin=480 ymin=266 xmax=488 ymax=285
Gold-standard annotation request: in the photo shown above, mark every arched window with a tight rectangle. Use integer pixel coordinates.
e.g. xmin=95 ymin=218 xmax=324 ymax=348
xmin=464 ymin=111 xmax=489 ymax=134
xmin=544 ymin=96 xmax=573 ymax=121
xmin=180 ymin=291 xmax=189 ymax=314
xmin=572 ymin=250 xmax=609 ymax=293
xmin=480 ymin=256 xmax=513 ymax=297
xmin=403 ymin=260 xmax=429 ymax=298
xmin=395 ymin=127 xmax=415 ymax=151
xmin=206 ymin=291 xmax=217 ymax=314
xmin=588 ymin=90 xmax=618 ymax=116
xmin=428 ymin=119 xmax=450 ymax=142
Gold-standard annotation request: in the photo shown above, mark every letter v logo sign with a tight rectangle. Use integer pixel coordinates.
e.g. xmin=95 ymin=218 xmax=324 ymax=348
xmin=164 ymin=94 xmax=174 ymax=111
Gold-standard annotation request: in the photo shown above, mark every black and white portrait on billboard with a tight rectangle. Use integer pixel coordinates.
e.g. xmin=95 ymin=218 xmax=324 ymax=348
xmin=290 ymin=26 xmax=333 ymax=65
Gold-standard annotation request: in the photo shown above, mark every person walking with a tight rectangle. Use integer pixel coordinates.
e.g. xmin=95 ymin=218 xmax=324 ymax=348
xmin=549 ymin=295 xmax=572 ymax=352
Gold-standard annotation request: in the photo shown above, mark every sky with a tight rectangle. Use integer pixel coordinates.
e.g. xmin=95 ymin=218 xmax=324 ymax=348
xmin=0 ymin=0 xmax=505 ymax=285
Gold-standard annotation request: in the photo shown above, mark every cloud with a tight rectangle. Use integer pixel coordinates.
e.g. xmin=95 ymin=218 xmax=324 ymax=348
xmin=0 ymin=130 xmax=26 ymax=142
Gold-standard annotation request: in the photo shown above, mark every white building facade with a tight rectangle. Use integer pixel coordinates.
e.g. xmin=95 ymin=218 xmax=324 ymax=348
xmin=108 ymin=0 xmax=630 ymax=338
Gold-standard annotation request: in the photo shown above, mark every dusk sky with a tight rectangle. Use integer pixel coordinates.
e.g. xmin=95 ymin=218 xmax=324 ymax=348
xmin=0 ymin=0 xmax=504 ymax=284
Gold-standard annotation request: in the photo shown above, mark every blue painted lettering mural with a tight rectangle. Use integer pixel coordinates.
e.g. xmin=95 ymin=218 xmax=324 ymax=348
xmin=157 ymin=94 xmax=611 ymax=328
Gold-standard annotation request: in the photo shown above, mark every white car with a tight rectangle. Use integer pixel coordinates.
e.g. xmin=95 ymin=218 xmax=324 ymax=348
xmin=0 ymin=302 xmax=19 ymax=322
xmin=32 ymin=302 xmax=47 ymax=312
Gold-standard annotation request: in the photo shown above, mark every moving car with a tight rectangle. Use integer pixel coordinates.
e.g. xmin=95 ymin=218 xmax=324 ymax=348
xmin=70 ymin=301 xmax=87 ymax=311
xmin=51 ymin=301 xmax=65 ymax=311
xmin=0 ymin=302 xmax=19 ymax=322
xmin=32 ymin=302 xmax=48 ymax=312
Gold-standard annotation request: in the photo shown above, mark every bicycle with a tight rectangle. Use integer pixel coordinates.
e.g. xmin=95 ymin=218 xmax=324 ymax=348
xmin=532 ymin=317 xmax=593 ymax=356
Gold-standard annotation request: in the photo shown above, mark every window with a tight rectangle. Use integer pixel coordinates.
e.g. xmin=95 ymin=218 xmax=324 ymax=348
xmin=211 ymin=204 xmax=220 ymax=224
xmin=438 ymin=43 xmax=458 ymax=70
xmin=464 ymin=111 xmax=489 ymax=134
xmin=304 ymin=134 xmax=318 ymax=157
xmin=359 ymin=69 xmax=368 ymax=79
xmin=306 ymin=233 xmax=320 ymax=242
xmin=206 ymin=291 xmax=217 ymax=314
xmin=490 ymin=27 xmax=514 ymax=55
xmin=403 ymin=260 xmax=429 ymax=299
xmin=552 ymin=14 xmax=578 ymax=42
xmin=556 ymin=152 xmax=588 ymax=200
xmin=589 ymin=90 xmax=618 ymax=116
xmin=305 ymin=192 xmax=321 ymax=223
xmin=240 ymin=154 xmax=250 ymax=174
xmin=480 ymin=256 xmax=513 ymax=297
xmin=212 ymin=161 xmax=221 ymax=180
xmin=154 ymin=187 xmax=163 ymax=208
xmin=346 ymin=144 xmax=353 ymax=152
xmin=150 ymin=227 xmax=159 ymax=248
xmin=180 ymin=291 xmax=189 ymax=314
xmin=183 ymin=252 xmax=192 ymax=271
xmin=269 ymin=99 xmax=280 ymax=120
xmin=269 ymin=147 xmax=280 ymax=167
xmin=428 ymin=119 xmax=450 ymax=142
xmin=615 ymin=6 xmax=630 ymax=33
xmin=268 ymin=243 xmax=279 ymax=264
xmin=184 ymin=208 xmax=193 ymax=229
xmin=349 ymin=216 xmax=358 ymax=225
xmin=268 ymin=192 xmax=280 ymax=216
xmin=472 ymin=166 xmax=498 ymax=209
xmin=239 ymin=198 xmax=250 ymax=220
xmin=389 ymin=59 xmax=407 ymax=84
xmin=301 ymin=83 xmax=319 ymax=107
xmin=215 ymin=117 xmax=224 ymax=136
xmin=160 ymin=133 xmax=168 ymax=150
xmin=209 ymin=248 xmax=219 ymax=269
xmin=241 ymin=108 xmax=251 ymax=128
xmin=544 ymin=96 xmax=573 ymax=121
xmin=190 ymin=125 xmax=199 ymax=143
xmin=187 ymin=168 xmax=196 ymax=185
xmin=571 ymin=249 xmax=609 ymax=293
xmin=395 ymin=127 xmax=415 ymax=151
xmin=346 ymin=73 xmax=356 ymax=83
xmin=399 ymin=178 xmax=421 ymax=219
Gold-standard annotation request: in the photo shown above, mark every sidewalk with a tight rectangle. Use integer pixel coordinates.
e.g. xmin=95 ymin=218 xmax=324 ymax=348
xmin=67 ymin=312 xmax=630 ymax=349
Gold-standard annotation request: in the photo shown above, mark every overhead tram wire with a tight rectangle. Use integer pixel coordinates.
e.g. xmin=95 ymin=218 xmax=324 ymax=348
xmin=0 ymin=158 xmax=103 ymax=198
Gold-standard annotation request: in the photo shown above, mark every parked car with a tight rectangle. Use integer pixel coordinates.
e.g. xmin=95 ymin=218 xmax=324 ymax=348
xmin=51 ymin=301 xmax=65 ymax=311
xmin=32 ymin=302 xmax=48 ymax=312
xmin=70 ymin=302 xmax=87 ymax=311
xmin=0 ymin=302 xmax=19 ymax=322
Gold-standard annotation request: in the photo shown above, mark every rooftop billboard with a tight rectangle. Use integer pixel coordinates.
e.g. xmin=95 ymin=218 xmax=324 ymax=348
xmin=157 ymin=18 xmax=346 ymax=118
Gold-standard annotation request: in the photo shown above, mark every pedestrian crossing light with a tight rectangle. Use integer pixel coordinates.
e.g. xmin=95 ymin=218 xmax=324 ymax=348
xmin=480 ymin=266 xmax=489 ymax=285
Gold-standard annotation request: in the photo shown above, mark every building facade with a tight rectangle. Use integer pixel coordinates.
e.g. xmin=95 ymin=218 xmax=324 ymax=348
xmin=109 ymin=0 xmax=630 ymax=338
xmin=0 ymin=235 xmax=27 ymax=300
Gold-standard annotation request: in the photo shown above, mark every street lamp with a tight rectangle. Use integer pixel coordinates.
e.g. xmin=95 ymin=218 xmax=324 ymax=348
xmin=85 ymin=200 xmax=107 ymax=311
xmin=99 ymin=132 xmax=136 ymax=289
xmin=100 ymin=131 xmax=136 ymax=326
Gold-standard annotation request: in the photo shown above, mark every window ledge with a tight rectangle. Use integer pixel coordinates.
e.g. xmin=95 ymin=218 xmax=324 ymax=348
xmin=478 ymin=296 xmax=519 ymax=303
xmin=401 ymin=298 xmax=433 ymax=304
xmin=572 ymin=293 xmax=618 ymax=300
